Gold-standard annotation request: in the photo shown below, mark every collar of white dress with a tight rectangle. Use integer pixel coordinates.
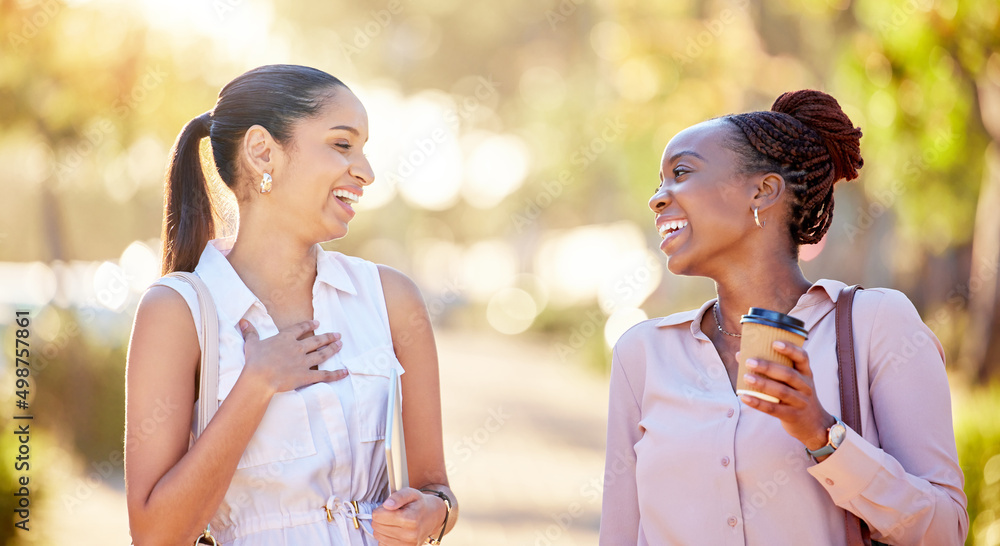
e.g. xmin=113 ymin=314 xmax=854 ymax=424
xmin=192 ymin=237 xmax=359 ymax=326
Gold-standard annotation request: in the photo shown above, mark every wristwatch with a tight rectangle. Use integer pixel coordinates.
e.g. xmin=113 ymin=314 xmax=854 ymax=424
xmin=805 ymin=418 xmax=847 ymax=461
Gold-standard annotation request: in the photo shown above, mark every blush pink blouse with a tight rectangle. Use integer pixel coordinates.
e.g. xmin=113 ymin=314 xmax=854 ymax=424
xmin=600 ymin=279 xmax=968 ymax=545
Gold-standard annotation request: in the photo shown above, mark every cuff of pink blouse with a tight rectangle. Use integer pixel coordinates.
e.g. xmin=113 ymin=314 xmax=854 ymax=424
xmin=806 ymin=426 xmax=883 ymax=507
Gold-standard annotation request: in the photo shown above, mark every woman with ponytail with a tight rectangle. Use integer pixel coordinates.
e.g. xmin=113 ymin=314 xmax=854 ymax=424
xmin=600 ymin=90 xmax=967 ymax=545
xmin=125 ymin=65 xmax=457 ymax=545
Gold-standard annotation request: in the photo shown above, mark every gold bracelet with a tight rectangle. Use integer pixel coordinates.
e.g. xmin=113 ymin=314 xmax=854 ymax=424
xmin=419 ymin=488 xmax=451 ymax=545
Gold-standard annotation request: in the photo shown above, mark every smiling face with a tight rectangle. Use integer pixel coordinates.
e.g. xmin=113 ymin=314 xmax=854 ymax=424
xmin=649 ymin=119 xmax=762 ymax=276
xmin=262 ymin=87 xmax=374 ymax=243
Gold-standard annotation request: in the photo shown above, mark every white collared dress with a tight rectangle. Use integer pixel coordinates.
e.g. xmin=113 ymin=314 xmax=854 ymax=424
xmin=152 ymin=237 xmax=404 ymax=545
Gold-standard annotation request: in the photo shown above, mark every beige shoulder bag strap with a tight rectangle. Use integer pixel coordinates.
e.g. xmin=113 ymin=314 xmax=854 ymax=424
xmin=162 ymin=271 xmax=220 ymax=546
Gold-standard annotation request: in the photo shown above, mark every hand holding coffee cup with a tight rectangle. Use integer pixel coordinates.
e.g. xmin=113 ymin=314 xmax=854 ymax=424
xmin=735 ymin=308 xmax=809 ymax=403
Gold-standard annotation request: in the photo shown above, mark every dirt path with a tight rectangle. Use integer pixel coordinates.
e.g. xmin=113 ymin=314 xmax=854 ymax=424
xmin=436 ymin=329 xmax=608 ymax=545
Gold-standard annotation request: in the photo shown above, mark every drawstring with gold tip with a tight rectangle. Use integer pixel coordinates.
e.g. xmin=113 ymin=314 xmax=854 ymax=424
xmin=324 ymin=500 xmax=362 ymax=529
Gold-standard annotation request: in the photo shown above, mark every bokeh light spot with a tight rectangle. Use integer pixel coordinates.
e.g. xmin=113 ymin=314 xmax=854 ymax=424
xmin=604 ymin=306 xmax=648 ymax=349
xmin=462 ymin=132 xmax=531 ymax=208
xmin=590 ymin=21 xmax=631 ymax=61
xmin=487 ymin=287 xmax=538 ymax=335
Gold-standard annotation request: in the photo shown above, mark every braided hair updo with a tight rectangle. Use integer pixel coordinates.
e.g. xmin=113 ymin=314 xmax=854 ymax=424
xmin=724 ymin=90 xmax=863 ymax=246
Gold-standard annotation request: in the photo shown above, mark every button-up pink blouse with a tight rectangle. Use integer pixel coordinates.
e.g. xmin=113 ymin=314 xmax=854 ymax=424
xmin=600 ymin=279 xmax=968 ymax=545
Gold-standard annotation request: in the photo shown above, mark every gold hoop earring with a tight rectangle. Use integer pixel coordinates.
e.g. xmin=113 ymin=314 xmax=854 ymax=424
xmin=260 ymin=172 xmax=272 ymax=194
xmin=753 ymin=206 xmax=766 ymax=228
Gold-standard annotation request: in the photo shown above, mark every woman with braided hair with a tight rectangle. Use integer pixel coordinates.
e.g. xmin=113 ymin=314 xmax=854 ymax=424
xmin=600 ymin=90 xmax=967 ymax=545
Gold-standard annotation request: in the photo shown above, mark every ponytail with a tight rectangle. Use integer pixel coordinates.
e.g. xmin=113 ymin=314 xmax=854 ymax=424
xmin=159 ymin=65 xmax=347 ymax=274
xmin=161 ymin=112 xmax=214 ymax=274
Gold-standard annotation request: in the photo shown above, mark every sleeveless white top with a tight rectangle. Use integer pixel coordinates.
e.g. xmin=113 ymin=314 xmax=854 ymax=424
xmin=153 ymin=237 xmax=404 ymax=545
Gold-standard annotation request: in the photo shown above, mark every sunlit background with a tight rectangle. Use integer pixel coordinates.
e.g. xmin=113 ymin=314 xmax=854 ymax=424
xmin=2 ymin=0 xmax=999 ymax=544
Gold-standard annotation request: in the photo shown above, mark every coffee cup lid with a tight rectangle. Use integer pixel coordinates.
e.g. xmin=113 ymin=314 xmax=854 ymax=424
xmin=740 ymin=307 xmax=808 ymax=338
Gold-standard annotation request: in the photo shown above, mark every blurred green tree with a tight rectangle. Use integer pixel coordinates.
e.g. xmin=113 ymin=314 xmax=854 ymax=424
xmin=1 ymin=0 xmax=222 ymax=263
xmin=835 ymin=0 xmax=1000 ymax=381
xmin=599 ymin=0 xmax=999 ymax=379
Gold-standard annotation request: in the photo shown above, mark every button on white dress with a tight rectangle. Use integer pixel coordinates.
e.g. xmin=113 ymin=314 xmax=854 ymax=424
xmin=153 ymin=237 xmax=404 ymax=545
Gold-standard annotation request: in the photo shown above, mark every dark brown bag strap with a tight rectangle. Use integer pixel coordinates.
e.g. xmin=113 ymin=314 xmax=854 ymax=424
xmin=836 ymin=285 xmax=862 ymax=444
xmin=836 ymin=285 xmax=870 ymax=546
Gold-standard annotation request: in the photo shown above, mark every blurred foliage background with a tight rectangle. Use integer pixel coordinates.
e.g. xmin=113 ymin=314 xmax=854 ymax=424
xmin=1 ymin=0 xmax=998 ymax=544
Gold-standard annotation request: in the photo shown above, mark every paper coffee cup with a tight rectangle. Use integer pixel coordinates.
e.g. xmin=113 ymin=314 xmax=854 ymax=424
xmin=735 ymin=307 xmax=808 ymax=403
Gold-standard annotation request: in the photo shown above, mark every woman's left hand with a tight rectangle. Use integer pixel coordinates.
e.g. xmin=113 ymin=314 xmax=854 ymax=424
xmin=372 ymin=488 xmax=446 ymax=546
xmin=739 ymin=342 xmax=836 ymax=453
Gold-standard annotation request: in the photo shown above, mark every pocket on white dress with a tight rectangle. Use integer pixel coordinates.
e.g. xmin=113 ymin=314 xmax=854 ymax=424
xmin=343 ymin=345 xmax=403 ymax=442
xmin=236 ymin=391 xmax=317 ymax=469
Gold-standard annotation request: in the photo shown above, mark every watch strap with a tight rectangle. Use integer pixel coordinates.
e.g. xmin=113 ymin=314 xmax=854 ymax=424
xmin=419 ymin=489 xmax=451 ymax=544
xmin=805 ymin=419 xmax=844 ymax=459
xmin=806 ymin=443 xmax=836 ymax=459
